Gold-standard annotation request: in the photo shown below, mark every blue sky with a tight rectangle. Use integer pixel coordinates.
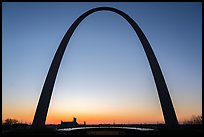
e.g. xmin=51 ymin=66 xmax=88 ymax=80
xmin=2 ymin=2 xmax=202 ymax=124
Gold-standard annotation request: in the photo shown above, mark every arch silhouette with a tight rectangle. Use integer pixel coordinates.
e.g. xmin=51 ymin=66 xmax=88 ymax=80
xmin=32 ymin=7 xmax=178 ymax=128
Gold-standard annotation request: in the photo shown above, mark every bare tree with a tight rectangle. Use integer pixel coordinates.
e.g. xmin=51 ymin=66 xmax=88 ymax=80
xmin=183 ymin=115 xmax=202 ymax=124
xmin=3 ymin=118 xmax=18 ymax=126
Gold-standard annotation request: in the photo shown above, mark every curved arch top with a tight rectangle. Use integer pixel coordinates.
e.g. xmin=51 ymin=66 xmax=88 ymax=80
xmin=32 ymin=7 xmax=178 ymax=128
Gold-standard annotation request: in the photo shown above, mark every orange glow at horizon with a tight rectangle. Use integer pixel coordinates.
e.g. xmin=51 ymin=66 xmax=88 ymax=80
xmin=2 ymin=106 xmax=201 ymax=125
xmin=2 ymin=99 xmax=202 ymax=125
xmin=2 ymin=89 xmax=202 ymax=125
xmin=2 ymin=93 xmax=202 ymax=125
xmin=45 ymin=112 xmax=165 ymax=125
xmin=44 ymin=109 xmax=200 ymax=125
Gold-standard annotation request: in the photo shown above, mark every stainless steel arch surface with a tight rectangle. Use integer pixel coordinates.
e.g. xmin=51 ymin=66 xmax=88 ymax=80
xmin=32 ymin=7 xmax=178 ymax=128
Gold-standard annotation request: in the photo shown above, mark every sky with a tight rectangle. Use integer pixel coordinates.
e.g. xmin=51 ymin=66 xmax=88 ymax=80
xmin=2 ymin=2 xmax=202 ymax=125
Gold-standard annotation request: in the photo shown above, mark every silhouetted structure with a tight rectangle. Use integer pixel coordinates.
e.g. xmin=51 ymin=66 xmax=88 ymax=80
xmin=32 ymin=7 xmax=178 ymax=129
xmin=60 ymin=117 xmax=78 ymax=128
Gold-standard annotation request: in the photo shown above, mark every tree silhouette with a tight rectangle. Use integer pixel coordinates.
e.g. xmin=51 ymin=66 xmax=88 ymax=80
xmin=3 ymin=118 xmax=18 ymax=126
xmin=183 ymin=115 xmax=202 ymax=124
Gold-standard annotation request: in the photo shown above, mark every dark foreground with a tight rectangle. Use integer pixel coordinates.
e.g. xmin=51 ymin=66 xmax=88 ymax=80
xmin=2 ymin=125 xmax=202 ymax=136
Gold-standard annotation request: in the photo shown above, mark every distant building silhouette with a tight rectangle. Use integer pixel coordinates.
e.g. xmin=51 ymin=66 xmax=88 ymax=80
xmin=60 ymin=117 xmax=78 ymax=128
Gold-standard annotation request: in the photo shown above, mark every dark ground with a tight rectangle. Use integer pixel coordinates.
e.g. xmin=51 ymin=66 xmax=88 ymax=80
xmin=2 ymin=125 xmax=203 ymax=136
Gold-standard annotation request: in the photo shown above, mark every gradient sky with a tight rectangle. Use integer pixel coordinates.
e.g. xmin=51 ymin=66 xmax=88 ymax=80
xmin=2 ymin=2 xmax=202 ymax=125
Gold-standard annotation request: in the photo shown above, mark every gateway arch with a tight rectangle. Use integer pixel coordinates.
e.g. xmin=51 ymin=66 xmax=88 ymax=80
xmin=32 ymin=7 xmax=178 ymax=128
